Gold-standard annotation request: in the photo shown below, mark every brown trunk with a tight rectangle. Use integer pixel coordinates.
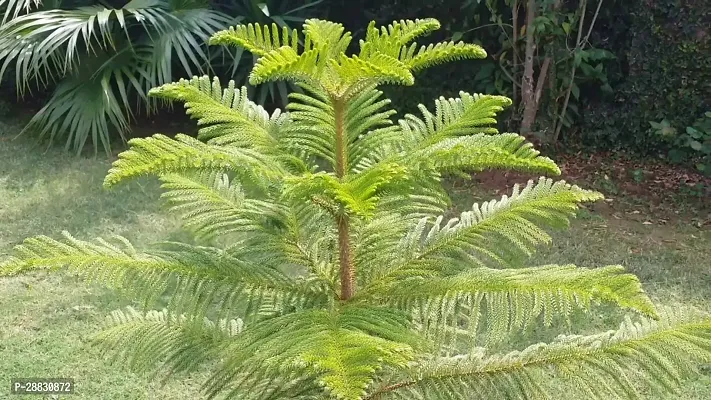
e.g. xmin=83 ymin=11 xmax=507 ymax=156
xmin=338 ymin=215 xmax=354 ymax=300
xmin=553 ymin=0 xmax=597 ymax=142
xmin=519 ymin=0 xmax=537 ymax=134
xmin=511 ymin=0 xmax=519 ymax=108
xmin=333 ymin=97 xmax=355 ymax=300
xmin=527 ymin=56 xmax=551 ymax=126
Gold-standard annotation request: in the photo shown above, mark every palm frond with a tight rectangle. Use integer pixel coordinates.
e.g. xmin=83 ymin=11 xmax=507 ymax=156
xmin=0 ymin=6 xmax=132 ymax=90
xmin=372 ymin=308 xmax=711 ymax=399
xmin=132 ymin=6 xmax=232 ymax=110
xmin=20 ymin=47 xmax=142 ymax=155
xmin=0 ymin=0 xmax=42 ymax=25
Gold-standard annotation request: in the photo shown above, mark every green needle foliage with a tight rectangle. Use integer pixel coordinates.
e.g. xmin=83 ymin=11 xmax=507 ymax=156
xmin=3 ymin=17 xmax=711 ymax=400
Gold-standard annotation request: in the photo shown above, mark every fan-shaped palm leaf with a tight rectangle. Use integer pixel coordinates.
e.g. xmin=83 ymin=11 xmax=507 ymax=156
xmin=0 ymin=0 xmax=42 ymax=24
xmin=0 ymin=0 xmax=234 ymax=154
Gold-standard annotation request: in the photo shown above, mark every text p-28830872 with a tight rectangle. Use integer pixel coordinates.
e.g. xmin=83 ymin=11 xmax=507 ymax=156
xmin=10 ymin=378 xmax=74 ymax=395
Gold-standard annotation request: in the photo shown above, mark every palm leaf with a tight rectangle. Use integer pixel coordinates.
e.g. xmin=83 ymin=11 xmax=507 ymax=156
xmin=20 ymin=48 xmax=142 ymax=155
xmin=0 ymin=0 xmax=43 ymax=25
xmin=0 ymin=6 xmax=131 ymax=90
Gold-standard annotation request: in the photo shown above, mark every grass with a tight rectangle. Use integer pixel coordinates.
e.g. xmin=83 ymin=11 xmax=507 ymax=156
xmin=1 ymin=125 xmax=710 ymax=399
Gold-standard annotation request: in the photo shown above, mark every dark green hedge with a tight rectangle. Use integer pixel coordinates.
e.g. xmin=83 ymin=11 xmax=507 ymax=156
xmin=580 ymin=0 xmax=711 ymax=153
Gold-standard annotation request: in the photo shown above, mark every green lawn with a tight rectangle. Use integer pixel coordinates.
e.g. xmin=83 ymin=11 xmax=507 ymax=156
xmin=1 ymin=125 xmax=709 ymax=399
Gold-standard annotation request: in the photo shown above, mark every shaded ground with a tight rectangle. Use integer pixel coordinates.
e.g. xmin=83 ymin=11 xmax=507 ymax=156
xmin=469 ymin=150 xmax=710 ymax=226
xmin=1 ymin=123 xmax=710 ymax=398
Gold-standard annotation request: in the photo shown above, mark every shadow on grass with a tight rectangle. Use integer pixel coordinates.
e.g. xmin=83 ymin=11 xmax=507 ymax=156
xmin=0 ymin=134 xmax=191 ymax=252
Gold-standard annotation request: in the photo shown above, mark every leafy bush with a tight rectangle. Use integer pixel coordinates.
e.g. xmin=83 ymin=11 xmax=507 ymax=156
xmin=0 ymin=0 xmax=322 ymax=155
xmin=581 ymin=0 xmax=711 ymax=153
xmin=651 ymin=112 xmax=711 ymax=175
xmin=3 ymin=17 xmax=711 ymax=399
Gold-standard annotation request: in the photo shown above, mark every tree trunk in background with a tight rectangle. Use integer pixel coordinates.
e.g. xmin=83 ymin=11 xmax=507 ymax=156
xmin=520 ymin=0 xmax=537 ymax=134
xmin=511 ymin=0 xmax=519 ymax=108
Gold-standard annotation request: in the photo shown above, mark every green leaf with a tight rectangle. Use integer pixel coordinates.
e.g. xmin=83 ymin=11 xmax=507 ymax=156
xmin=573 ymin=50 xmax=582 ymax=67
xmin=257 ymin=2 xmax=269 ymax=16
xmin=571 ymin=83 xmax=580 ymax=100
xmin=689 ymin=140 xmax=703 ymax=151
xmin=686 ymin=126 xmax=701 ymax=138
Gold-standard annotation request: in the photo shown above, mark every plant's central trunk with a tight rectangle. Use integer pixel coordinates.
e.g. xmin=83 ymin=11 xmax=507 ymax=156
xmin=337 ymin=215 xmax=355 ymax=300
xmin=333 ymin=97 xmax=355 ymax=300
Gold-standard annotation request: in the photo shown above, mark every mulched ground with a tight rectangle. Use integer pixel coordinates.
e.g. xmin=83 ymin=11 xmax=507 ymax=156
xmin=471 ymin=151 xmax=710 ymax=226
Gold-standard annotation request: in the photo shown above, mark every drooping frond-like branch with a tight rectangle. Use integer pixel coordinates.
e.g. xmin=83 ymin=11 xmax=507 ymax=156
xmin=95 ymin=306 xmax=242 ymax=378
xmin=355 ymin=92 xmax=560 ymax=179
xmin=103 ymin=134 xmax=282 ymax=189
xmin=371 ymin=308 xmax=711 ymax=399
xmin=383 ymin=264 xmax=658 ymax=345
xmin=399 ymin=92 xmax=513 ymax=146
xmin=159 ymin=171 xmax=285 ymax=241
xmin=209 ymin=23 xmax=300 ymax=56
xmin=249 ymin=46 xmax=324 ymax=86
xmin=0 ymin=232 xmax=324 ymax=319
xmin=359 ymin=18 xmax=441 ymax=59
xmin=283 ymin=161 xmax=408 ymax=218
xmin=332 ymin=53 xmax=415 ymax=97
xmin=282 ymin=86 xmax=337 ymax=164
xmin=344 ymin=86 xmax=398 ymax=168
xmin=303 ymin=19 xmax=352 ymax=59
xmin=400 ymin=41 xmax=488 ymax=72
xmin=360 ymin=178 xmax=602 ymax=294
xmin=409 ymin=177 xmax=601 ymax=268
xmin=148 ymin=76 xmax=288 ymax=150
xmin=413 ymin=133 xmax=560 ymax=175
xmin=205 ymin=306 xmax=420 ymax=400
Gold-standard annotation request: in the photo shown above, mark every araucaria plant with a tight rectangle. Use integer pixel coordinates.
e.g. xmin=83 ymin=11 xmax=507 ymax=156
xmin=3 ymin=18 xmax=711 ymax=400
